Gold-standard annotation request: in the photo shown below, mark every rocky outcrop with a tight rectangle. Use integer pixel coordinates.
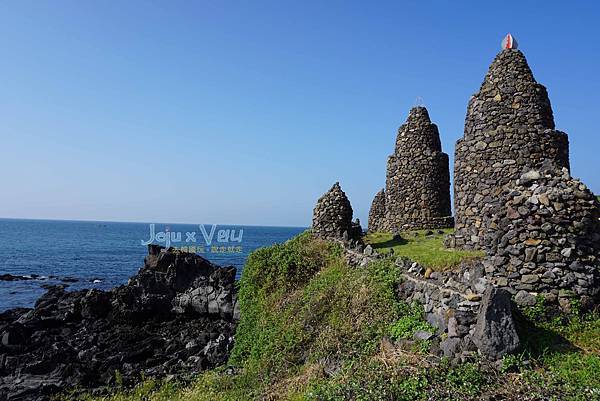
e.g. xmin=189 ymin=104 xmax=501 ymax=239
xmin=452 ymin=47 xmax=570 ymax=249
xmin=312 ymin=182 xmax=361 ymax=241
xmin=480 ymin=162 xmax=600 ymax=310
xmin=370 ymin=107 xmax=453 ymax=233
xmin=368 ymin=189 xmax=386 ymax=232
xmin=0 ymin=245 xmax=238 ymax=401
xmin=0 ymin=274 xmax=34 ymax=281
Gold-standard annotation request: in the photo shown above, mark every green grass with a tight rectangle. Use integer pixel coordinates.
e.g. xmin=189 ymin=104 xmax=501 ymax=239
xmin=83 ymin=233 xmax=600 ymax=401
xmin=364 ymin=229 xmax=484 ymax=270
xmin=507 ymin=297 xmax=600 ymax=400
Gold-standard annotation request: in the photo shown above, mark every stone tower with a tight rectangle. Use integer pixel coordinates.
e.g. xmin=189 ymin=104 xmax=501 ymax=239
xmin=368 ymin=189 xmax=386 ymax=232
xmin=452 ymin=44 xmax=570 ymax=249
xmin=381 ymin=106 xmax=453 ymax=232
xmin=312 ymin=182 xmax=361 ymax=241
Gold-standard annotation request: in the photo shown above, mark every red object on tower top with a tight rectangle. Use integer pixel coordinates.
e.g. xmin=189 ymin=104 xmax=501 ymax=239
xmin=501 ymin=33 xmax=518 ymax=50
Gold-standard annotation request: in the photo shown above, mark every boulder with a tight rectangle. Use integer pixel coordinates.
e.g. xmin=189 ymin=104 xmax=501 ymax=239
xmin=472 ymin=287 xmax=520 ymax=360
xmin=440 ymin=337 xmax=461 ymax=358
xmin=514 ymin=290 xmax=537 ymax=307
xmin=413 ymin=330 xmax=434 ymax=341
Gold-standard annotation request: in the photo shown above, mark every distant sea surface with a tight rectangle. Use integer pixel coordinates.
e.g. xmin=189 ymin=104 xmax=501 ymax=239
xmin=0 ymin=219 xmax=305 ymax=312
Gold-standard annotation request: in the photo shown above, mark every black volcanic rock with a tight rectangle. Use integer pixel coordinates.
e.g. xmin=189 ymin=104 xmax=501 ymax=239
xmin=472 ymin=287 xmax=520 ymax=360
xmin=0 ymin=274 xmax=33 ymax=282
xmin=0 ymin=245 xmax=238 ymax=401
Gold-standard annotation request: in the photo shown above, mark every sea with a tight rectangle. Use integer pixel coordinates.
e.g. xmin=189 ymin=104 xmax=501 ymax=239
xmin=0 ymin=219 xmax=305 ymax=312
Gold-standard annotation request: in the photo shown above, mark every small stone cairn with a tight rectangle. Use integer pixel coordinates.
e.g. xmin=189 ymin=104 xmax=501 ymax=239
xmin=312 ymin=182 xmax=362 ymax=242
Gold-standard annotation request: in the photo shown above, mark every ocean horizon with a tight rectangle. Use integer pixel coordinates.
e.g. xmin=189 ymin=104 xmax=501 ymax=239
xmin=0 ymin=218 xmax=306 ymax=311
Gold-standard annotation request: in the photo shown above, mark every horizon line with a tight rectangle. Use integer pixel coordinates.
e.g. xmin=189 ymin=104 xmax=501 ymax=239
xmin=0 ymin=216 xmax=308 ymax=230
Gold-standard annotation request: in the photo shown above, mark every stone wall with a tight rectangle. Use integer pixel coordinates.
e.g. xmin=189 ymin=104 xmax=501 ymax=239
xmin=312 ymin=182 xmax=361 ymax=241
xmin=390 ymin=161 xmax=600 ymax=358
xmin=479 ymin=162 xmax=600 ymax=310
xmin=343 ymin=245 xmax=520 ymax=361
xmin=397 ymin=258 xmax=504 ymax=360
xmin=452 ymin=49 xmax=570 ymax=249
xmin=369 ymin=107 xmax=453 ymax=233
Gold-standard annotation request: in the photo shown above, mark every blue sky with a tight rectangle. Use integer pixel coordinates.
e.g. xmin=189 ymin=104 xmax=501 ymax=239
xmin=0 ymin=1 xmax=598 ymax=227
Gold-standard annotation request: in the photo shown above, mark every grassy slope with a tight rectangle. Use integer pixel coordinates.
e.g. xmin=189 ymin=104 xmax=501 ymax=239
xmin=86 ymin=233 xmax=600 ymax=401
xmin=364 ymin=229 xmax=484 ymax=270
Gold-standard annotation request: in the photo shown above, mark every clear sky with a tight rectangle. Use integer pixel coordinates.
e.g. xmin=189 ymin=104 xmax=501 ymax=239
xmin=0 ymin=1 xmax=598 ymax=227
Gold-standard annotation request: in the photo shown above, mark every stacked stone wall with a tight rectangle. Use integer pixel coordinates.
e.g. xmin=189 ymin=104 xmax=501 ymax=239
xmin=346 ymin=247 xmax=519 ymax=361
xmin=402 ymin=264 xmax=518 ymax=359
xmin=396 ymin=257 xmax=487 ymax=359
xmin=479 ymin=163 xmax=600 ymax=310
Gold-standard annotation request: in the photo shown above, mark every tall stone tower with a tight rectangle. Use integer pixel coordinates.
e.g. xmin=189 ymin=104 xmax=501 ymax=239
xmin=452 ymin=38 xmax=570 ymax=249
xmin=381 ymin=106 xmax=453 ymax=232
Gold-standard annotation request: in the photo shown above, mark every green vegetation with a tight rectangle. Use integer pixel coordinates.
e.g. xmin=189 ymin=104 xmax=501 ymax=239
xmin=515 ymin=297 xmax=600 ymax=400
xmin=85 ymin=233 xmax=600 ymax=401
xmin=389 ymin=302 xmax=435 ymax=341
xmin=364 ymin=229 xmax=484 ymax=270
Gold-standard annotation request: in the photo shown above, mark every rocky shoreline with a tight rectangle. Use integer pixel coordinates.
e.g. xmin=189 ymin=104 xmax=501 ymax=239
xmin=0 ymin=245 xmax=239 ymax=401
xmin=0 ymin=274 xmax=88 ymax=284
